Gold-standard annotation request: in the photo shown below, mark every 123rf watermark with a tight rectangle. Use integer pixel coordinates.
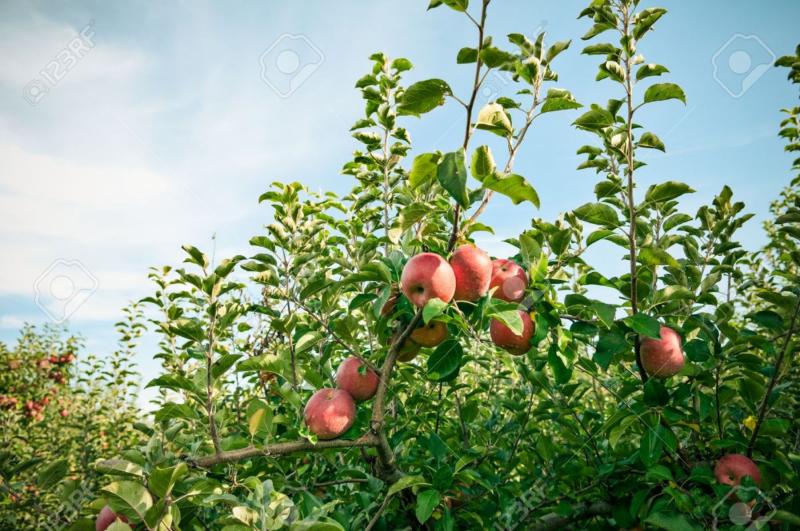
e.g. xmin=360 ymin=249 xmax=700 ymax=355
xmin=23 ymin=21 xmax=96 ymax=106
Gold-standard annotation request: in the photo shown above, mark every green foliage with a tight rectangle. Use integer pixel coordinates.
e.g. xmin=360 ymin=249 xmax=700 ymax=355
xmin=15 ymin=2 xmax=795 ymax=530
xmin=0 ymin=312 xmax=141 ymax=530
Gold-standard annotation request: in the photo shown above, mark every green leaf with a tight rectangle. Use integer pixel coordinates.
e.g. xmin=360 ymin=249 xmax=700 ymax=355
xmin=212 ymin=354 xmax=242 ymax=380
xmin=591 ymin=301 xmax=617 ymax=328
xmin=573 ymin=202 xmax=621 ymax=228
xmin=636 ymin=63 xmax=669 ymax=81
xmin=416 ymin=489 xmax=441 ymax=524
xmin=639 ymin=429 xmax=663 ymax=466
xmin=387 ymin=475 xmax=429 ymax=497
xmin=638 ymin=132 xmax=665 ymax=151
xmin=480 ymin=47 xmax=515 ymax=68
xmin=541 ymin=90 xmax=583 ymax=113
xmin=643 ymin=83 xmax=687 ymax=105
xmin=94 ymin=459 xmax=144 ymax=479
xmin=481 ymin=173 xmax=540 ymax=207
xmin=36 ymin=459 xmax=69 ymax=487
xmin=399 ymin=79 xmax=452 ymax=116
xmin=456 ymin=47 xmax=478 ymax=64
xmin=582 ymin=43 xmax=618 ymax=55
xmin=645 ymin=181 xmax=694 ymax=203
xmin=437 ymin=149 xmax=470 ymax=208
xmin=573 ymin=108 xmax=614 ymax=131
xmin=148 ymin=463 xmax=187 ymax=498
xmin=295 ymin=331 xmax=324 ymax=354
xmin=595 ymin=331 xmax=628 ymax=370
xmin=409 ymin=152 xmax=441 ymax=189
xmin=633 ymin=8 xmax=667 ymax=40
xmin=475 ymin=103 xmax=512 ymax=137
xmin=423 ymin=298 xmax=448 ymax=324
xmin=638 ymin=246 xmax=680 ymax=268
xmin=102 ymin=481 xmax=154 ymax=521
xmin=471 ymin=145 xmax=496 ymax=180
xmin=490 ymin=310 xmax=523 ymax=335
xmin=643 ymin=379 xmax=669 ymax=407
xmin=545 ymin=40 xmax=571 ymax=63
xmin=644 ymin=512 xmax=697 ymax=531
xmin=427 ymin=340 xmax=463 ymax=382
xmin=548 ymin=346 xmax=571 ymax=384
xmin=624 ymin=313 xmax=661 ymax=338
xmin=645 ymin=464 xmax=674 ymax=483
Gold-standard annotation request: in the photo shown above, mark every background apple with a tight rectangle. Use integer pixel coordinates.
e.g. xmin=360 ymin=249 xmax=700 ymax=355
xmin=449 ymin=245 xmax=492 ymax=301
xmin=304 ymin=388 xmax=356 ymax=440
xmin=394 ymin=334 xmax=422 ymax=362
xmin=336 ymin=357 xmax=379 ymax=401
xmin=640 ymin=326 xmax=685 ymax=378
xmin=714 ymin=454 xmax=762 ymax=486
xmin=410 ymin=320 xmax=449 ymax=347
xmin=401 ymin=253 xmax=456 ymax=307
xmin=490 ymin=311 xmax=535 ymax=355
xmin=489 ymin=259 xmax=528 ymax=302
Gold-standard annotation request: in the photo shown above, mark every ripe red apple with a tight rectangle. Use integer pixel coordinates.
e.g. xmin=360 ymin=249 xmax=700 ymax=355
xmin=449 ymin=245 xmax=492 ymax=302
xmin=410 ymin=320 xmax=449 ymax=347
xmin=336 ymin=357 xmax=379 ymax=401
xmin=59 ymin=409 xmax=69 ymax=418
xmin=401 ymin=253 xmax=456 ymax=308
xmin=490 ymin=259 xmax=528 ymax=302
xmin=714 ymin=454 xmax=761 ymax=486
xmin=640 ymin=326 xmax=685 ymax=378
xmin=490 ymin=310 xmax=535 ymax=355
xmin=303 ymin=388 xmax=356 ymax=440
xmin=393 ymin=333 xmax=422 ymax=362
xmin=96 ymin=505 xmax=128 ymax=531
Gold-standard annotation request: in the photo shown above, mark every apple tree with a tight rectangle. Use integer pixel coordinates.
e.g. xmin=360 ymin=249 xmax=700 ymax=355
xmin=77 ymin=2 xmax=799 ymax=530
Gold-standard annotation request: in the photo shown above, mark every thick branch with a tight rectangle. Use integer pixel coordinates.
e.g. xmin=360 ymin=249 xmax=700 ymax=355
xmin=621 ymin=4 xmax=648 ymax=386
xmin=192 ymin=434 xmax=378 ymax=468
xmin=747 ymin=295 xmax=800 ymax=457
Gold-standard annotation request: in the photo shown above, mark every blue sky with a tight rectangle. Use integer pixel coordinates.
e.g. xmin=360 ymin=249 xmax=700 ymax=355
xmin=1 ymin=1 xmax=798 ymax=407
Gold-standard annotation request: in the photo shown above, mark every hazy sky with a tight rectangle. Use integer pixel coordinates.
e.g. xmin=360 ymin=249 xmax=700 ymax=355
xmin=1 ymin=1 xmax=798 ymax=407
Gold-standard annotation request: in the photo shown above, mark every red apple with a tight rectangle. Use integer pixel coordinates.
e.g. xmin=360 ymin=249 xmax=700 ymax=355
xmin=401 ymin=253 xmax=456 ymax=308
xmin=59 ymin=409 xmax=69 ymax=418
xmin=304 ymin=388 xmax=356 ymax=440
xmin=450 ymin=245 xmax=492 ymax=302
xmin=490 ymin=310 xmax=535 ymax=355
xmin=410 ymin=320 xmax=449 ymax=347
xmin=640 ymin=326 xmax=685 ymax=378
xmin=336 ymin=357 xmax=379 ymax=401
xmin=96 ymin=505 xmax=128 ymax=531
xmin=714 ymin=454 xmax=761 ymax=486
xmin=393 ymin=334 xmax=422 ymax=362
xmin=489 ymin=259 xmax=528 ymax=302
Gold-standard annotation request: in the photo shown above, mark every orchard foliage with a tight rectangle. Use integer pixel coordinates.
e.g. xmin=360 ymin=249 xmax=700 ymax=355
xmin=47 ymin=1 xmax=800 ymax=530
xmin=0 ymin=310 xmax=141 ymax=530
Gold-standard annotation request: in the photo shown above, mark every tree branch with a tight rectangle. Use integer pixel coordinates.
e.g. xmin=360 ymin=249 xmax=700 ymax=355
xmin=746 ymin=294 xmax=800 ymax=457
xmin=191 ymin=434 xmax=378 ymax=468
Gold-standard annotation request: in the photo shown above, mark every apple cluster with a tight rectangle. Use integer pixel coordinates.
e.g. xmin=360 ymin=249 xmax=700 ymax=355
xmin=303 ymin=245 xmax=535 ymax=439
xmin=399 ymin=245 xmax=535 ymax=356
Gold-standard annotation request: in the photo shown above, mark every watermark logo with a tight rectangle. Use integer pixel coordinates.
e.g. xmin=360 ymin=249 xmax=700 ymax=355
xmin=34 ymin=259 xmax=98 ymax=323
xmin=259 ymin=34 xmax=324 ymax=98
xmin=711 ymin=485 xmax=776 ymax=530
xmin=712 ymin=34 xmax=775 ymax=98
xmin=23 ymin=21 xmax=96 ymax=106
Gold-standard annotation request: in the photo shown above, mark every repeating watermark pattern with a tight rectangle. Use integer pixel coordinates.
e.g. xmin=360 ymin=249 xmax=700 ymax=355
xmin=41 ymin=481 xmax=95 ymax=531
xmin=259 ymin=33 xmax=324 ymax=98
xmin=33 ymin=259 xmax=99 ymax=323
xmin=712 ymin=34 xmax=775 ymax=98
xmin=23 ymin=20 xmax=96 ymax=106
xmin=712 ymin=485 xmax=776 ymax=530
